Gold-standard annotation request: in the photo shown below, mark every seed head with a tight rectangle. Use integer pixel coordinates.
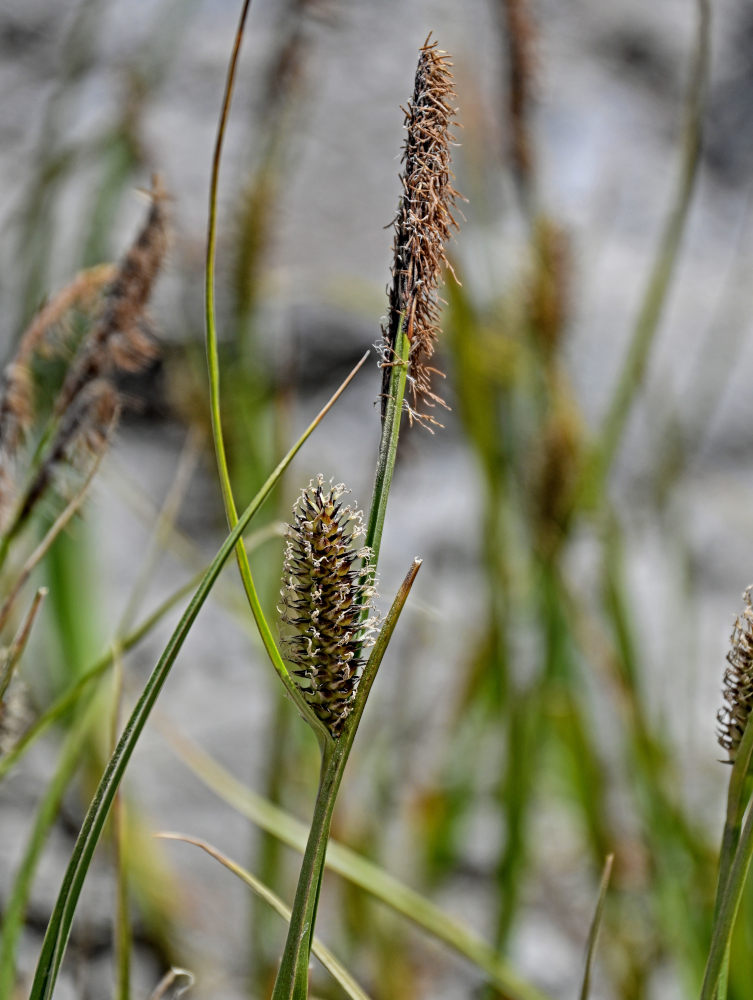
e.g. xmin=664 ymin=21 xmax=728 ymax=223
xmin=16 ymin=380 xmax=119 ymax=530
xmin=718 ymin=586 xmax=753 ymax=762
xmin=0 ymin=265 xmax=115 ymax=527
xmin=528 ymin=216 xmax=570 ymax=358
xmin=382 ymin=35 xmax=461 ymax=427
xmin=55 ymin=175 xmax=169 ymax=417
xmin=279 ymin=476 xmax=378 ymax=737
xmin=500 ymin=0 xmax=538 ymax=192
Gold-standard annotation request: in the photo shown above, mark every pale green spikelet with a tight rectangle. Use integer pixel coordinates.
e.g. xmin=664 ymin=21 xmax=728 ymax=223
xmin=279 ymin=476 xmax=378 ymax=737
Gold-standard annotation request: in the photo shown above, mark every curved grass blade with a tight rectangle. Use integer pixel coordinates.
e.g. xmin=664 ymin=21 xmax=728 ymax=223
xmin=0 ymin=574 xmax=197 ymax=784
xmin=0 ymin=522 xmax=284 ymax=786
xmin=27 ymin=358 xmax=366 ymax=1000
xmin=163 ymin=720 xmax=551 ymax=1000
xmin=579 ymin=854 xmax=614 ymax=1000
xmin=203 ymin=0 xmax=332 ymax=745
xmin=0 ymin=703 xmax=95 ymax=997
xmin=584 ymin=0 xmax=710 ymax=502
xmin=158 ymin=832 xmax=372 ymax=1000
xmin=149 ymin=967 xmax=194 ymax=1000
xmin=0 ymin=587 xmax=47 ymax=702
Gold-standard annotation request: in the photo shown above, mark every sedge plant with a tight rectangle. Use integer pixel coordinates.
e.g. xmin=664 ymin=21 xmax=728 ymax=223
xmin=204 ymin=3 xmax=461 ymax=995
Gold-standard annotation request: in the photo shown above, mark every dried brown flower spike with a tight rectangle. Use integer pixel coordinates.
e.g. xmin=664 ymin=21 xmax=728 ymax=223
xmin=1 ymin=180 xmax=169 ymax=537
xmin=382 ymin=35 xmax=460 ymax=427
xmin=500 ymin=0 xmax=537 ymax=192
xmin=279 ymin=477 xmax=378 ymax=737
xmin=718 ymin=586 xmax=753 ymax=762
xmin=55 ymin=175 xmax=169 ymax=417
xmin=0 ymin=264 xmax=115 ymax=528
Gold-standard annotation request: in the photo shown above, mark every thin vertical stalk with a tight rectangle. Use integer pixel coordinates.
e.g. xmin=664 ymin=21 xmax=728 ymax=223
xmin=703 ymin=719 xmax=753 ymax=1000
xmin=271 ymin=740 xmax=342 ymax=1000
xmin=204 ymin=0 xmax=334 ymax=746
xmin=701 ymin=796 xmax=753 ymax=1000
xmin=589 ymin=0 xmax=710 ymax=497
xmin=365 ymin=316 xmax=409 ymax=562
xmin=579 ymin=854 xmax=614 ymax=1000
xmin=271 ymin=559 xmax=422 ymax=999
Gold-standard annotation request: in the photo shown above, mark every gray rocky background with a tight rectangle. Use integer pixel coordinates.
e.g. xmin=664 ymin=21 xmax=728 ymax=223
xmin=3 ymin=1 xmax=753 ymax=998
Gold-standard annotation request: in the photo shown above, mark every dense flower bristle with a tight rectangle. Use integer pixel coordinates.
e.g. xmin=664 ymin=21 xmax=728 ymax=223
xmin=382 ymin=35 xmax=460 ymax=427
xmin=0 ymin=181 xmax=169 ymax=534
xmin=0 ymin=265 xmax=115 ymax=527
xmin=55 ymin=175 xmax=169 ymax=417
xmin=718 ymin=586 xmax=753 ymax=762
xmin=279 ymin=477 xmax=377 ymax=737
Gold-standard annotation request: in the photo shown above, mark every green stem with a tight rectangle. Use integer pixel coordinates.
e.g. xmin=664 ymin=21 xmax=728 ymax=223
xmin=271 ymin=559 xmax=422 ymax=999
xmin=168 ymin=722 xmax=552 ymax=1000
xmin=703 ymin=720 xmax=753 ymax=999
xmin=111 ymin=647 xmax=131 ymax=1000
xmin=204 ymin=0 xmax=334 ymax=746
xmin=701 ymin=796 xmax=753 ymax=1000
xmin=584 ymin=0 xmax=710 ymax=501
xmin=579 ymin=854 xmax=614 ymax=1000
xmin=365 ymin=317 xmax=409 ymax=562
xmin=271 ymin=741 xmax=345 ymax=1000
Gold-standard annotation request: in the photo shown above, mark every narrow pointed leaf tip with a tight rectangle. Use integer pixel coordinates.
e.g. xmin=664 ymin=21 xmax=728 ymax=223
xmin=279 ymin=476 xmax=379 ymax=737
xmin=381 ymin=34 xmax=461 ymax=427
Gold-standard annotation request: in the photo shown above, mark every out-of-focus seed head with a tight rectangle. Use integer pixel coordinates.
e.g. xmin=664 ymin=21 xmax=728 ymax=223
xmin=382 ymin=35 xmax=461 ymax=428
xmin=500 ymin=0 xmax=538 ymax=192
xmin=528 ymin=216 xmax=570 ymax=358
xmin=718 ymin=586 xmax=753 ymax=762
xmin=279 ymin=476 xmax=378 ymax=737
xmin=16 ymin=380 xmax=119 ymax=529
xmin=55 ymin=175 xmax=169 ymax=417
xmin=0 ymin=181 xmax=169 ymax=534
xmin=0 ymin=264 xmax=117 ymax=522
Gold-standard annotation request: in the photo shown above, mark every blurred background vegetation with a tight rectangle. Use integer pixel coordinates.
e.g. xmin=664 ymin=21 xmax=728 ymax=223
xmin=3 ymin=0 xmax=753 ymax=998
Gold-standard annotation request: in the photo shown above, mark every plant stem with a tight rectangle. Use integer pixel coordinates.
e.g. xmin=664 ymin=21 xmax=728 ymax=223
xmin=703 ymin=719 xmax=753 ymax=999
xmin=364 ymin=316 xmax=409 ymax=562
xmin=271 ymin=559 xmax=422 ymax=999
xmin=271 ymin=741 xmax=345 ymax=1000
xmin=168 ymin=721 xmax=552 ymax=1000
xmin=205 ymin=0 xmax=342 ymax=747
xmin=583 ymin=0 xmax=710 ymax=503
xmin=160 ymin=833 xmax=371 ymax=1000
xmin=700 ymin=796 xmax=753 ymax=1000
